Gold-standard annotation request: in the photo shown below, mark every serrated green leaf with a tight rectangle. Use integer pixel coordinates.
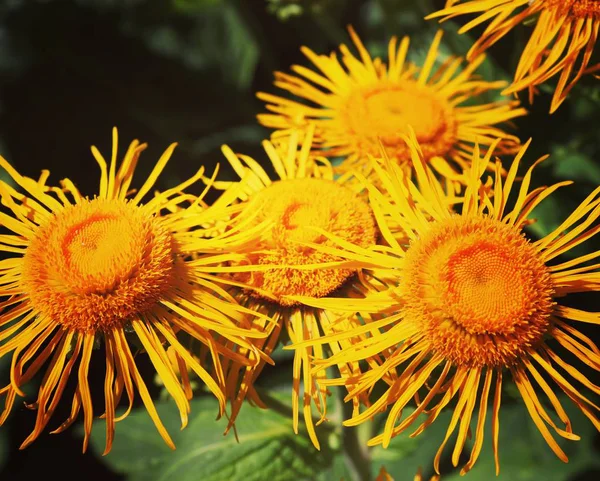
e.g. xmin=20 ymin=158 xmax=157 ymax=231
xmin=91 ymin=393 xmax=336 ymax=481
xmin=157 ymin=395 xmax=334 ymax=481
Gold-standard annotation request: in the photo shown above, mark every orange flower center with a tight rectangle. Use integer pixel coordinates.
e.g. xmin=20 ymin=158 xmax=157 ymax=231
xmin=401 ymin=216 xmax=554 ymax=367
xmin=341 ymin=81 xmax=457 ymax=165
xmin=233 ymin=178 xmax=377 ymax=306
xmin=22 ymin=198 xmax=175 ymax=332
xmin=547 ymin=0 xmax=600 ymax=17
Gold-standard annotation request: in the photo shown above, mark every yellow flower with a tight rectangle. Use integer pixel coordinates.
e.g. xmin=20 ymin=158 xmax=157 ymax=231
xmin=210 ymin=126 xmax=382 ymax=449
xmin=292 ymin=131 xmax=600 ymax=474
xmin=0 ymin=128 xmax=267 ymax=453
xmin=257 ymin=27 xmax=526 ymax=178
xmin=427 ymin=1 xmax=600 ymax=113
xmin=375 ymin=466 xmax=440 ymax=481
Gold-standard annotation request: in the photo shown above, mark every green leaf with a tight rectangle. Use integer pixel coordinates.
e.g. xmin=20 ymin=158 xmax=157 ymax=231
xmin=183 ymin=2 xmax=259 ymax=90
xmin=158 ymin=418 xmax=316 ymax=481
xmin=91 ymin=393 xmax=336 ymax=481
xmin=216 ymin=5 xmax=259 ymax=90
xmin=375 ymin=395 xmax=600 ymax=481
xmin=370 ymin=408 xmax=454 ymax=480
xmin=549 ymin=144 xmax=600 ymax=185
xmin=441 ymin=397 xmax=600 ymax=481
xmin=131 ymin=2 xmax=259 ymax=91
xmin=88 ymin=401 xmax=182 ymax=475
xmin=526 ymin=194 xmax=565 ymax=240
xmin=316 ymin=454 xmax=354 ymax=481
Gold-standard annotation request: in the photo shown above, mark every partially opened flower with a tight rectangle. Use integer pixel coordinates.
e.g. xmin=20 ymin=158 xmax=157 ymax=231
xmin=0 ymin=128 xmax=268 ymax=453
xmin=258 ymin=27 xmax=525 ymax=178
xmin=292 ymin=131 xmax=600 ymax=474
xmin=210 ymin=126 xmax=383 ymax=449
xmin=427 ymin=1 xmax=600 ymax=112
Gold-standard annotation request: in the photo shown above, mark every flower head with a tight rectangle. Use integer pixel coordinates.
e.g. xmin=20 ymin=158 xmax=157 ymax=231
xmin=230 ymin=176 xmax=374 ymax=305
xmin=293 ymin=131 xmax=600 ymax=474
xmin=402 ymin=214 xmax=555 ymax=368
xmin=0 ymin=128 xmax=267 ymax=452
xmin=427 ymin=0 xmax=600 ymax=112
xmin=258 ymin=27 xmax=525 ymax=177
xmin=211 ymin=127 xmax=379 ymax=449
xmin=22 ymin=197 xmax=175 ymax=332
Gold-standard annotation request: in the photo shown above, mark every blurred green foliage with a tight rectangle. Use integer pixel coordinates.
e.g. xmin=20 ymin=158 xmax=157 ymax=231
xmin=443 ymin=399 xmax=600 ymax=481
xmin=0 ymin=1 xmax=599 ymax=481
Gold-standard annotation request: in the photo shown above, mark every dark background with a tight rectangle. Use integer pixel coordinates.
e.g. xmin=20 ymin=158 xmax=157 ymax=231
xmin=0 ymin=1 xmax=599 ymax=480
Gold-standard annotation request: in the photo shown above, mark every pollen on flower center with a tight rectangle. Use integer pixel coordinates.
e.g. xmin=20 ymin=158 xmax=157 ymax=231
xmin=22 ymin=198 xmax=175 ymax=332
xmin=542 ymin=0 xmax=600 ymax=18
xmin=401 ymin=216 xmax=554 ymax=367
xmin=444 ymin=242 xmax=531 ymax=333
xmin=233 ymin=178 xmax=377 ymax=306
xmin=341 ymin=82 xmax=457 ymax=164
xmin=546 ymin=0 xmax=600 ymax=18
xmin=62 ymin=213 xmax=142 ymax=293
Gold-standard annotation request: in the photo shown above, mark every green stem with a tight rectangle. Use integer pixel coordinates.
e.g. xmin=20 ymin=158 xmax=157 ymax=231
xmin=339 ymin=389 xmax=372 ymax=481
xmin=257 ymin=387 xmax=335 ymax=430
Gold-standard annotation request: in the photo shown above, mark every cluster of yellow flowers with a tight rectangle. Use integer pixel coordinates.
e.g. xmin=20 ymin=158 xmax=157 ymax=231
xmin=0 ymin=1 xmax=599 ymax=479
